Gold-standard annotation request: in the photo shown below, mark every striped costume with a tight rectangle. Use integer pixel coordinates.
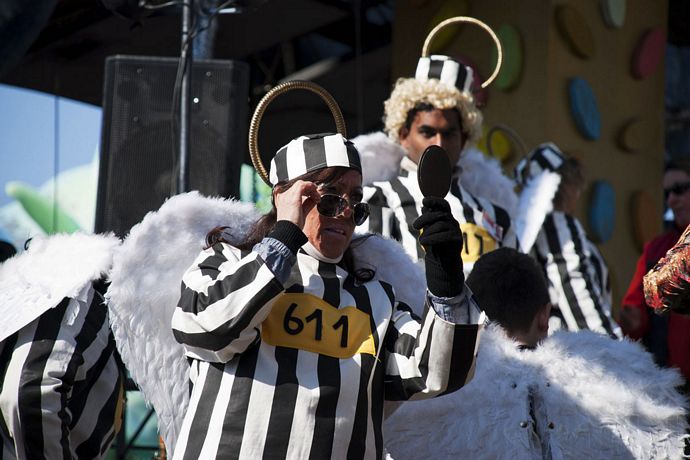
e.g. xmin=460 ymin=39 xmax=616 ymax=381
xmin=171 ymin=240 xmax=481 ymax=459
xmin=363 ymin=158 xmax=517 ymax=276
xmin=0 ymin=283 xmax=123 ymax=459
xmin=533 ymin=212 xmax=621 ymax=338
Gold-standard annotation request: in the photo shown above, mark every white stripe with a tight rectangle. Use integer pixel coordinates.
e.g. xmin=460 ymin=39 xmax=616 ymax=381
xmin=331 ymin=355 xmax=362 ymax=460
xmin=239 ymin=342 xmax=278 ymax=459
xmin=415 ymin=57 xmax=431 ymax=81
xmin=323 ymin=134 xmax=350 ymax=168
xmin=172 ymin=361 xmax=210 ymax=459
xmin=269 ymin=157 xmax=279 ymax=185
xmin=285 ymin=351 xmax=318 ymax=459
xmin=541 ymin=145 xmax=564 ymax=170
xmin=439 ymin=60 xmax=460 ymax=91
xmin=287 ymin=138 xmax=308 ymax=181
xmin=198 ymin=366 xmax=236 ymax=459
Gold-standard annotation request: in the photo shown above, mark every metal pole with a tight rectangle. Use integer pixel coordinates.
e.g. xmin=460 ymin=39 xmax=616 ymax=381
xmin=177 ymin=0 xmax=193 ymax=193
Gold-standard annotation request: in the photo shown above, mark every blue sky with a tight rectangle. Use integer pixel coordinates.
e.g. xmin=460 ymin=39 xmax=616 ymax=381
xmin=0 ymin=83 xmax=101 ymax=207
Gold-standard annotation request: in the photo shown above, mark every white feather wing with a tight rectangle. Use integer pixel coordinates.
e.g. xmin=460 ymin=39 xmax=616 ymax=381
xmin=106 ymin=192 xmax=259 ymax=454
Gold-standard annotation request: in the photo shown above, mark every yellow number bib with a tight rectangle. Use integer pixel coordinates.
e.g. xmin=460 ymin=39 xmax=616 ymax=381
xmin=262 ymin=293 xmax=376 ymax=359
xmin=459 ymin=223 xmax=497 ymax=262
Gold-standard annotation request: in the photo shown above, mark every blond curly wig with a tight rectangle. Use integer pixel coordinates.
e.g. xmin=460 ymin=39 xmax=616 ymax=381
xmin=383 ymin=77 xmax=483 ymax=148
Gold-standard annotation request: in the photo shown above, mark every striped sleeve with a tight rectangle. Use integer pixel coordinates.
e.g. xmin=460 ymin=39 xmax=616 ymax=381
xmin=171 ymin=243 xmax=287 ymax=363
xmin=0 ymin=284 xmax=123 ymax=459
xmin=534 ymin=213 xmax=621 ymax=339
xmin=380 ymin=285 xmax=481 ymax=401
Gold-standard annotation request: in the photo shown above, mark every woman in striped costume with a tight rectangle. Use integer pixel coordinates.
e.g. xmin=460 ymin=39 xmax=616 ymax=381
xmin=171 ymin=133 xmax=483 ymax=459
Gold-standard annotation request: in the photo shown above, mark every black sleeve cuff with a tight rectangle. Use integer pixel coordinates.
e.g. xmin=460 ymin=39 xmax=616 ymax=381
xmin=269 ymin=220 xmax=308 ymax=255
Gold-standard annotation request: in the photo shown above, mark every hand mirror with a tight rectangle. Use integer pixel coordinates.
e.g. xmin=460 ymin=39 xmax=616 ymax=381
xmin=417 ymin=145 xmax=452 ymax=198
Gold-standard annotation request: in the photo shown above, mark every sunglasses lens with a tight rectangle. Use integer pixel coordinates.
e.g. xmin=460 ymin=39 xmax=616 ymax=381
xmin=317 ymin=195 xmax=346 ymax=217
xmin=353 ymin=202 xmax=370 ymax=226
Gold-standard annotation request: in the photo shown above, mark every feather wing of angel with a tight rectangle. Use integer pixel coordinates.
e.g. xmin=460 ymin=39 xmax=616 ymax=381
xmin=106 ymin=192 xmax=260 ymax=453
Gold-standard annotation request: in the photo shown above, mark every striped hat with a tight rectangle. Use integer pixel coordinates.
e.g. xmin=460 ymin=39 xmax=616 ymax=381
xmin=514 ymin=142 xmax=566 ymax=186
xmin=269 ymin=133 xmax=362 ymax=185
xmin=415 ymin=55 xmax=474 ymax=94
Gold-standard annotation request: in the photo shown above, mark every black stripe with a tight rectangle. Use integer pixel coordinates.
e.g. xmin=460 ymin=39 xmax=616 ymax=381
xmin=220 ymin=345 xmax=258 ymax=459
xmin=308 ymin=261 xmax=341 ymax=458
xmin=0 ymin=333 xmax=18 ymax=449
xmin=370 ymin=356 xmax=385 ymax=458
xmin=346 ymin=354 xmax=376 ymax=460
xmin=428 ymin=59 xmax=445 ymax=80
xmin=533 ymin=148 xmax=556 ymax=172
xmin=173 ymin=278 xmax=284 ymax=351
xmin=75 ymin=369 xmax=122 ymax=458
xmin=365 ymin=187 xmax=387 ymax=234
xmin=440 ymin=324 xmax=479 ymax=394
xmin=564 ymin=216 xmax=617 ymax=338
xmin=274 ymin=145 xmax=289 ymax=182
xmin=390 ymin=178 xmax=424 ymax=259
xmin=494 ymin=205 xmax=511 ymax=244
xmin=18 ymin=298 xmax=70 ymax=459
xmin=346 ymin=141 xmax=362 ymax=170
xmin=199 ymin=244 xmax=232 ymax=279
xmin=182 ymin=362 xmax=225 ymax=460
xmin=263 ymin=346 xmax=299 ymax=459
xmin=179 ymin=256 xmax=266 ymax=314
xmin=303 ymin=136 xmax=328 ymax=172
xmin=543 ymin=216 xmax=587 ymax=329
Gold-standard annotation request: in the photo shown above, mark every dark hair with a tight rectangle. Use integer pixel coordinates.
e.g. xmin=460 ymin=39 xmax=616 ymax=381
xmin=553 ymin=157 xmax=585 ymax=211
xmin=0 ymin=240 xmax=16 ymax=263
xmin=206 ymin=166 xmax=374 ymax=282
xmin=665 ymin=159 xmax=690 ymax=176
xmin=466 ymin=248 xmax=549 ymax=334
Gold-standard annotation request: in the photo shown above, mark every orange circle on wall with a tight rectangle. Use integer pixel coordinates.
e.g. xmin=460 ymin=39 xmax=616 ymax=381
xmin=555 ymin=4 xmax=595 ymax=59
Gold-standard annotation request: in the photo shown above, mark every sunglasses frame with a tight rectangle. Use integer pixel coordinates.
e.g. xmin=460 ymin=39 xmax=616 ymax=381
xmin=316 ymin=194 xmax=370 ymax=226
xmin=664 ymin=181 xmax=690 ymax=199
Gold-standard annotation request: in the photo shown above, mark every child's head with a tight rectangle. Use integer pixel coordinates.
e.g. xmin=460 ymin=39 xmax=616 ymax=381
xmin=466 ymin=247 xmax=551 ymax=347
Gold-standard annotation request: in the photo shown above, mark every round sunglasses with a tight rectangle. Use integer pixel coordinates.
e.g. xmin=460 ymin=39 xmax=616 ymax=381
xmin=316 ymin=194 xmax=370 ymax=226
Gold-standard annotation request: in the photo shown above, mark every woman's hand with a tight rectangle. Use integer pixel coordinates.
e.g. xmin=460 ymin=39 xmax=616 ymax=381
xmin=274 ymin=180 xmax=320 ymax=229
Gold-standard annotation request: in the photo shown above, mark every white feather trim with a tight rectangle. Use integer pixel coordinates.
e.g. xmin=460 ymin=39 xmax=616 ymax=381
xmin=513 ymin=171 xmax=561 ymax=253
xmin=106 ymin=192 xmax=259 ymax=454
xmin=457 ymin=147 xmax=519 ymax=217
xmin=352 ymin=132 xmax=406 ymax=186
xmin=0 ymin=232 xmax=120 ymax=342
xmin=384 ymin=327 xmax=688 ymax=459
xmin=351 ymin=234 xmax=426 ymax=314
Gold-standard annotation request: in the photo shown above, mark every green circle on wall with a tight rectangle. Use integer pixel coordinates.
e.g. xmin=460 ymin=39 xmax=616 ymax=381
xmin=491 ymin=24 xmax=523 ymax=91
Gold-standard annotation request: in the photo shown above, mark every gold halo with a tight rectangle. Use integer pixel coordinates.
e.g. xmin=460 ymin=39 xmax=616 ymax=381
xmin=421 ymin=16 xmax=503 ymax=89
xmin=487 ymin=123 xmax=527 ymax=159
xmin=248 ymin=80 xmax=347 ymax=185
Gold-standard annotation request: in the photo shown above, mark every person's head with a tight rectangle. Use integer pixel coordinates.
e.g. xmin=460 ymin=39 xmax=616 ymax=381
xmin=0 ymin=240 xmax=16 ymax=263
xmin=664 ymin=160 xmax=690 ymax=228
xmin=514 ymin=143 xmax=584 ymax=214
xmin=553 ymin=158 xmax=585 ymax=214
xmin=383 ymin=56 xmax=482 ymax=166
xmin=466 ymin=247 xmax=551 ymax=348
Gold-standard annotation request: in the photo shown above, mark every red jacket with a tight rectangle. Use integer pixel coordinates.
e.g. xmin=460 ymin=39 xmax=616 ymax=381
xmin=622 ymin=228 xmax=690 ymax=381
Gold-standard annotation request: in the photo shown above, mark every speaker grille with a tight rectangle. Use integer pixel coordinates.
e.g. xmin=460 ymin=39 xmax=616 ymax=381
xmin=96 ymin=55 xmax=249 ymax=237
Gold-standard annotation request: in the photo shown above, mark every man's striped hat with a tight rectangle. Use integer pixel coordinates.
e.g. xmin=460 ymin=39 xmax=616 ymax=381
xmin=514 ymin=142 xmax=566 ymax=186
xmin=269 ymin=133 xmax=362 ymax=185
xmin=415 ymin=55 xmax=474 ymax=94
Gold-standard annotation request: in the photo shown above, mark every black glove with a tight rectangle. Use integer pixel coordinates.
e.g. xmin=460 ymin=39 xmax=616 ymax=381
xmin=412 ymin=196 xmax=464 ymax=297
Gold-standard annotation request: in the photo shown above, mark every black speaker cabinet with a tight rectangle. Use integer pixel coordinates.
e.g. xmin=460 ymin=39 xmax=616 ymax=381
xmin=95 ymin=55 xmax=249 ymax=237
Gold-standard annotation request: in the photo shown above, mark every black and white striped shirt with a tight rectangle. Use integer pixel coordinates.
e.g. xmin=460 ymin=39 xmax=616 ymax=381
xmin=362 ymin=158 xmax=518 ymax=276
xmin=171 ymin=241 xmax=480 ymax=459
xmin=0 ymin=283 xmax=124 ymax=459
xmin=533 ymin=212 xmax=621 ymax=338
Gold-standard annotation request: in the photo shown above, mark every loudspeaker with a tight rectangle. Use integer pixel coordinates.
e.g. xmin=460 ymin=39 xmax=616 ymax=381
xmin=96 ymin=54 xmax=249 ymax=237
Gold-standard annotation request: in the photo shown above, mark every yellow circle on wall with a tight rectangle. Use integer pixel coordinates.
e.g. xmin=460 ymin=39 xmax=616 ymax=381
xmin=555 ymin=4 xmax=595 ymax=59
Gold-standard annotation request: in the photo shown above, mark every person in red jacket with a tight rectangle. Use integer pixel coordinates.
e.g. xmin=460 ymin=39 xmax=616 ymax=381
xmin=620 ymin=160 xmax=690 ymax=385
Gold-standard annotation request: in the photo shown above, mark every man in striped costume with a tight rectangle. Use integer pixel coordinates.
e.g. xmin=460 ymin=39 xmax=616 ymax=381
xmin=515 ymin=143 xmax=621 ymax=338
xmin=171 ymin=133 xmax=483 ymax=459
xmin=361 ymin=54 xmax=517 ymax=276
xmin=0 ymin=233 xmax=124 ymax=459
